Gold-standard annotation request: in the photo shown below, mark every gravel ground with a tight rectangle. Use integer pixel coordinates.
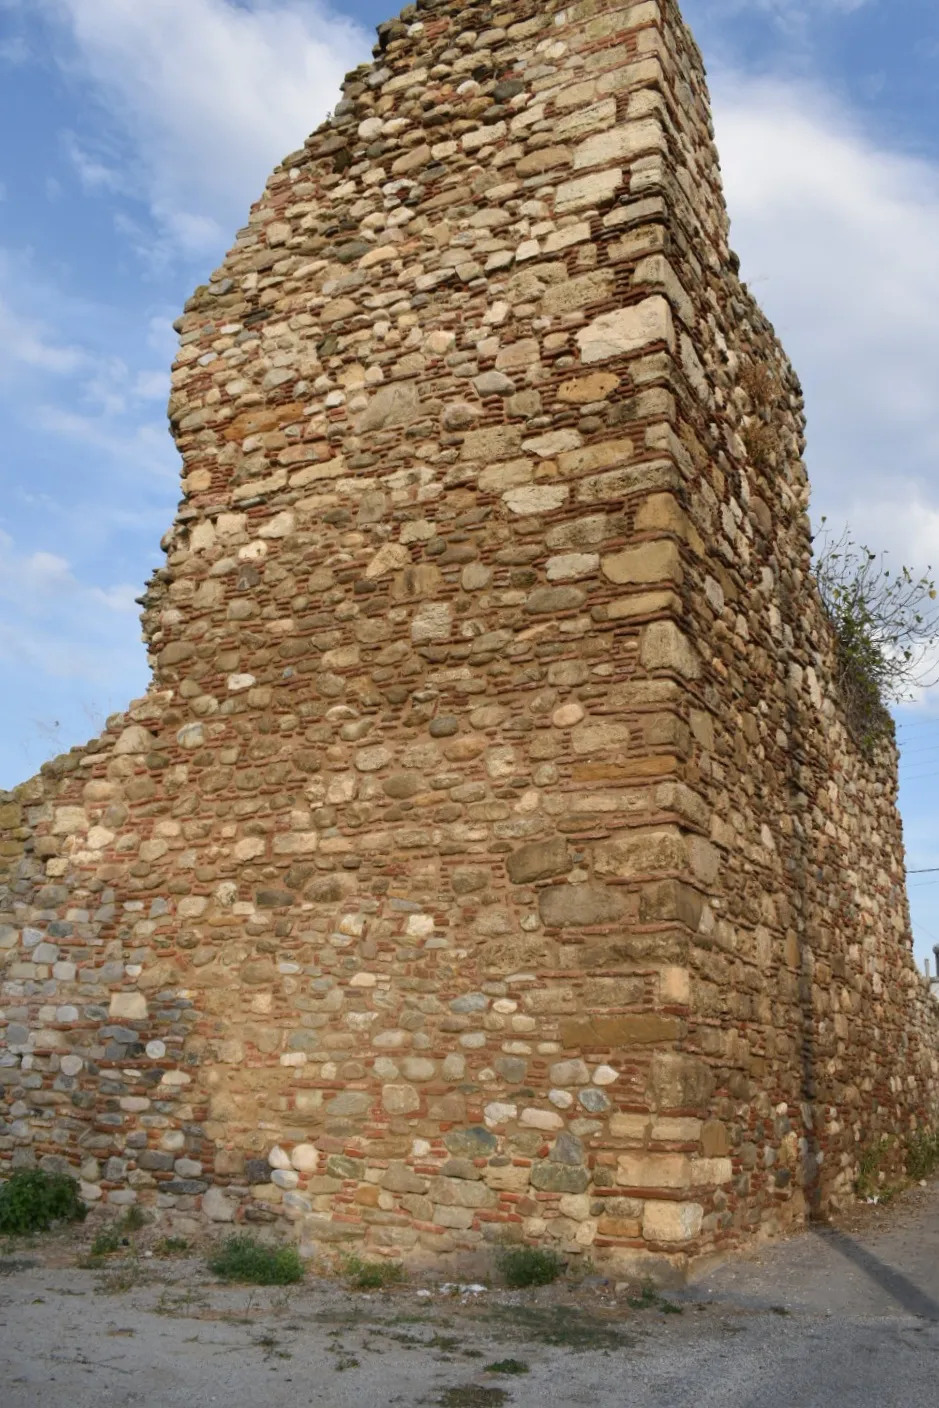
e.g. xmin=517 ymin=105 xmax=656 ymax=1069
xmin=1 ymin=1183 xmax=937 ymax=1408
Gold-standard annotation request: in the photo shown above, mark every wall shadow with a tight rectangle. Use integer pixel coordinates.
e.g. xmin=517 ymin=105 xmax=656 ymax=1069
xmin=813 ymin=1225 xmax=939 ymax=1321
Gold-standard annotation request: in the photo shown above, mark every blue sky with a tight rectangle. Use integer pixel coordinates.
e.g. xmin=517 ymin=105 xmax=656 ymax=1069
xmin=0 ymin=0 xmax=937 ymax=966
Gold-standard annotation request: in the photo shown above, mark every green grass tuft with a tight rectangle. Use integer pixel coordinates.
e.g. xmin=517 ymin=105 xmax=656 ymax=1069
xmin=90 ymin=1227 xmax=122 ymax=1258
xmin=495 ymin=1245 xmax=564 ymax=1289
xmin=208 ymin=1234 xmax=303 ymax=1286
xmin=906 ymin=1130 xmax=939 ymax=1183
xmin=120 ymin=1205 xmax=148 ymax=1232
xmin=0 ymin=1169 xmax=87 ymax=1236
xmin=485 ymin=1358 xmax=530 ymax=1375
xmin=343 ymin=1253 xmax=405 ymax=1290
xmin=154 ymin=1236 xmax=190 ymax=1256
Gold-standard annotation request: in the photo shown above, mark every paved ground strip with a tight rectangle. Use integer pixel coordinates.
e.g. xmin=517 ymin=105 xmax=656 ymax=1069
xmin=1 ymin=1185 xmax=937 ymax=1407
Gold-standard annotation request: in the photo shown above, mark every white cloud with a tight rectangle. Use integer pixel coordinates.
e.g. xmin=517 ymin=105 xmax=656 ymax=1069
xmin=705 ymin=0 xmax=871 ymax=29
xmin=0 ymin=35 xmax=30 ymax=64
xmin=712 ymin=75 xmax=939 ymax=583
xmin=0 ymin=287 xmax=85 ymax=377
xmin=0 ymin=528 xmax=139 ymax=683
xmin=64 ymin=132 xmax=123 ymax=193
xmin=43 ymin=0 xmax=371 ymax=257
xmin=34 ymin=404 xmax=177 ymax=481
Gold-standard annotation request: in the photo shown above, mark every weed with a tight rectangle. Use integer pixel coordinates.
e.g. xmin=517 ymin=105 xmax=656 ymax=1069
xmin=208 ymin=1234 xmax=303 ymax=1286
xmin=343 ymin=1253 xmax=405 ymax=1291
xmin=154 ymin=1236 xmax=190 ymax=1256
xmin=120 ymin=1205 xmax=148 ymax=1232
xmin=438 ymin=1389 xmax=508 ymax=1408
xmin=906 ymin=1130 xmax=939 ymax=1183
xmin=495 ymin=1244 xmax=564 ymax=1289
xmin=254 ymin=1331 xmax=292 ymax=1362
xmin=627 ymin=1279 xmax=682 ymax=1314
xmin=95 ymin=1258 xmax=141 ymax=1295
xmin=0 ymin=1257 xmax=38 ymax=1275
xmin=90 ymin=1227 xmax=122 ymax=1258
xmin=484 ymin=1303 xmax=631 ymax=1352
xmin=485 ymin=1358 xmax=530 ymax=1375
xmin=155 ymin=1286 xmax=207 ymax=1317
xmin=855 ymin=1136 xmax=900 ymax=1201
xmin=0 ymin=1169 xmax=87 ymax=1236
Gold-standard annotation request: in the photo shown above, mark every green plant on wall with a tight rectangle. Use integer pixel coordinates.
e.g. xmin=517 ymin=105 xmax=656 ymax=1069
xmin=814 ymin=521 xmax=938 ymax=747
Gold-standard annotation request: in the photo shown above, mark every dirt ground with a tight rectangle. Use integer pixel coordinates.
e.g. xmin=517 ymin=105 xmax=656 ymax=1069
xmin=1 ymin=1184 xmax=937 ymax=1408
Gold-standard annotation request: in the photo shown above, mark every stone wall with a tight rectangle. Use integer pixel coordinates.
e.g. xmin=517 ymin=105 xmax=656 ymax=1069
xmin=2 ymin=0 xmax=937 ymax=1277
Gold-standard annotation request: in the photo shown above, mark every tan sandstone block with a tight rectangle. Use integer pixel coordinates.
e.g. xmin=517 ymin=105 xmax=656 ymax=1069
xmin=517 ymin=146 xmax=572 ymax=176
xmin=110 ymin=992 xmax=148 ymax=1021
xmin=701 ymin=1120 xmax=730 ymax=1157
xmin=577 ymin=296 xmax=674 ymax=363
xmin=594 ymin=827 xmax=687 ymax=877
xmin=642 ymin=1200 xmax=703 ymax=1243
xmin=461 ymin=425 xmax=523 ymax=461
xmin=633 ymin=254 xmax=695 ymax=327
xmin=542 ymin=270 xmax=615 ymax=315
xmin=691 ymin=1157 xmax=733 ymax=1186
xmin=602 ymin=540 xmax=682 ymax=585
xmin=640 ymin=621 xmax=700 ymax=679
xmin=573 ymin=119 xmax=665 ymax=170
xmin=555 ymin=168 xmax=623 ymax=214
xmin=561 ymin=1015 xmax=683 ymax=1049
xmin=660 ymin=967 xmax=691 ymax=1004
xmin=634 ymin=493 xmax=692 ymax=538
xmin=557 ymin=372 xmax=620 ymax=404
xmin=606 ymin=591 xmax=681 ymax=620
xmin=617 ymin=1154 xmax=691 ymax=1190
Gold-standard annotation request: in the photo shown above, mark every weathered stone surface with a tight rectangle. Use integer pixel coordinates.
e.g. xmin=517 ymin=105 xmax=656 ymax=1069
xmin=601 ymin=542 xmax=682 ymax=585
xmin=444 ymin=1127 xmax=497 ymax=1159
xmin=109 ymin=993 xmax=147 ymax=1021
xmin=561 ymin=1016 xmax=683 ymax=1049
xmin=539 ymin=883 xmax=633 ymax=928
xmin=530 ymin=1161 xmax=590 ymax=1194
xmin=577 ymin=297 xmax=674 ymax=363
xmin=617 ymin=1154 xmax=692 ymax=1191
xmin=642 ymin=1200 xmax=704 ymax=1243
xmin=506 ymin=837 xmax=571 ymax=885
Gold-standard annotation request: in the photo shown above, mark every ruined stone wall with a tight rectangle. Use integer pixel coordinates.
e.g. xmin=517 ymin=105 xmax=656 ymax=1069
xmin=1 ymin=0 xmax=937 ymax=1276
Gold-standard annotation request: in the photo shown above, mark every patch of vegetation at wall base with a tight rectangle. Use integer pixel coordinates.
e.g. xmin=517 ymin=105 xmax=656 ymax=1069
xmin=0 ymin=1169 xmax=87 ymax=1235
xmin=495 ymin=1245 xmax=564 ymax=1288
xmin=343 ymin=1253 xmax=405 ymax=1290
xmin=208 ymin=1234 xmax=303 ymax=1285
xmin=905 ymin=1130 xmax=939 ymax=1183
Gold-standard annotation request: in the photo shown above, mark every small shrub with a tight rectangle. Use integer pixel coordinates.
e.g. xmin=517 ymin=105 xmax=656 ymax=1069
xmin=0 ymin=1169 xmax=87 ymax=1236
xmin=95 ymin=1257 xmax=141 ymax=1295
xmin=906 ymin=1130 xmax=939 ymax=1183
xmin=90 ymin=1227 xmax=122 ymax=1258
xmin=815 ymin=522 xmax=938 ymax=747
xmin=495 ymin=1245 xmax=564 ymax=1289
xmin=155 ymin=1236 xmax=190 ymax=1256
xmin=120 ymin=1205 xmax=148 ymax=1232
xmin=343 ymin=1253 xmax=405 ymax=1290
xmin=208 ymin=1234 xmax=303 ymax=1286
xmin=855 ymin=1138 xmax=888 ymax=1200
xmin=485 ymin=1359 xmax=530 ymax=1375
